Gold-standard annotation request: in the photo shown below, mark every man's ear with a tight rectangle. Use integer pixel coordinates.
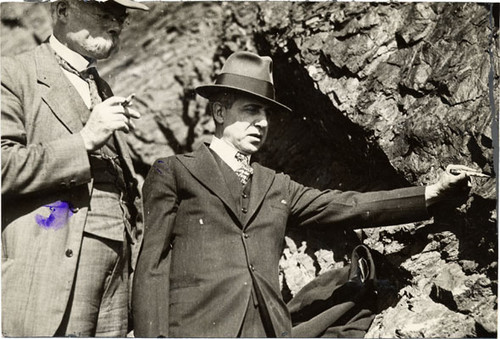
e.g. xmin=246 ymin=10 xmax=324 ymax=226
xmin=212 ymin=102 xmax=225 ymax=124
xmin=53 ymin=0 xmax=70 ymax=23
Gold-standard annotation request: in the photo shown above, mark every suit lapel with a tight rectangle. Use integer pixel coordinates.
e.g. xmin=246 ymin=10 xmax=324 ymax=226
xmin=242 ymin=162 xmax=275 ymax=228
xmin=177 ymin=144 xmax=240 ymax=221
xmin=211 ymin=150 xmax=244 ymax=204
xmin=36 ymin=43 xmax=89 ymax=133
xmin=36 ymin=44 xmax=137 ymax=179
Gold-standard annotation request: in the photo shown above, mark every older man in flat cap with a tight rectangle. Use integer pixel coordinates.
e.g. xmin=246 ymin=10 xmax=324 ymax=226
xmin=1 ymin=0 xmax=148 ymax=336
xmin=133 ymin=51 xmax=472 ymax=337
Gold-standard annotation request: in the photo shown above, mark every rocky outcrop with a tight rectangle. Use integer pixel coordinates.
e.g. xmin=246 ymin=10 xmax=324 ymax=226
xmin=1 ymin=2 xmax=497 ymax=337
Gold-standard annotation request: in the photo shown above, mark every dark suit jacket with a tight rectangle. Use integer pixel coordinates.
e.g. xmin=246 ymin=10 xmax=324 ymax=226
xmin=1 ymin=42 xmax=139 ymax=336
xmin=133 ymin=144 xmax=429 ymax=337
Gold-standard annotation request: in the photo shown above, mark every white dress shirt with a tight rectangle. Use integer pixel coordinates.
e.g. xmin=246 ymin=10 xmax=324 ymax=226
xmin=49 ymin=35 xmax=96 ymax=109
xmin=209 ymin=136 xmax=251 ymax=171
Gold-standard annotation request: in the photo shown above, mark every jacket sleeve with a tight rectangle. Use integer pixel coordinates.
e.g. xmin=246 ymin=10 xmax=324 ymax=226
xmin=286 ymin=176 xmax=430 ymax=229
xmin=1 ymin=56 xmax=91 ymax=197
xmin=133 ymin=157 xmax=178 ymax=337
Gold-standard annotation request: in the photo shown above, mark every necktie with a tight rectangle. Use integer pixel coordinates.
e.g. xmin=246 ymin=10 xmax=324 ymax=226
xmin=79 ymin=67 xmax=102 ymax=111
xmin=54 ymin=53 xmax=102 ymax=113
xmin=235 ymin=152 xmax=253 ymax=186
xmin=54 ymin=53 xmax=117 ymax=158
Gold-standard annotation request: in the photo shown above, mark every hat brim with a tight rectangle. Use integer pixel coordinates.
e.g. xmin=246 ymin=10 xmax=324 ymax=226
xmin=112 ymin=0 xmax=149 ymax=11
xmin=196 ymin=85 xmax=292 ymax=114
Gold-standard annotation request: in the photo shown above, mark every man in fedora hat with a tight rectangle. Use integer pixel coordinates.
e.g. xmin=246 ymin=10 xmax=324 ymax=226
xmin=1 ymin=0 xmax=148 ymax=336
xmin=133 ymin=51 xmax=471 ymax=337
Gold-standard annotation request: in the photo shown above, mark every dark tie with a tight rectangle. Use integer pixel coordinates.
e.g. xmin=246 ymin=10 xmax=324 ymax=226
xmin=54 ymin=53 xmax=118 ymax=158
xmin=54 ymin=53 xmax=102 ymax=112
xmin=79 ymin=67 xmax=102 ymax=110
xmin=235 ymin=152 xmax=253 ymax=186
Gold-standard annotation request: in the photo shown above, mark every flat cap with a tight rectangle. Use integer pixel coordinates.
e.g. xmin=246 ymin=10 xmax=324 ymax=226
xmin=107 ymin=0 xmax=149 ymax=11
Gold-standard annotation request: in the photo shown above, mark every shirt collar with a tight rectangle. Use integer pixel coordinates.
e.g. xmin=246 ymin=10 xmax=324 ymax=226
xmin=49 ymin=35 xmax=96 ymax=72
xmin=209 ymin=136 xmax=251 ymax=171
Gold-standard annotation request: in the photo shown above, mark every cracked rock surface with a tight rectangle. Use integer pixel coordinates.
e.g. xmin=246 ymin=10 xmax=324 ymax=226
xmin=2 ymin=2 xmax=497 ymax=337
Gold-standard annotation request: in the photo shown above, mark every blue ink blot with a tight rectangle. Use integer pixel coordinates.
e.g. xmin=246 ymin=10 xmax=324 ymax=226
xmin=35 ymin=201 xmax=73 ymax=230
xmin=153 ymin=160 xmax=166 ymax=174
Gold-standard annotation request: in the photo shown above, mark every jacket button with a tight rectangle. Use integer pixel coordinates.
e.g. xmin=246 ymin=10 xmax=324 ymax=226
xmin=249 ymin=264 xmax=255 ymax=271
xmin=241 ymin=208 xmax=248 ymax=213
xmin=243 ymin=233 xmax=249 ymax=239
xmin=70 ymin=207 xmax=80 ymax=213
xmin=65 ymin=249 xmax=73 ymax=258
xmin=242 ymin=193 xmax=248 ymax=198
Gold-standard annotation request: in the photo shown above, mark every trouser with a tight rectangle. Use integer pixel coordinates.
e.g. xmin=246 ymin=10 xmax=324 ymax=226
xmin=55 ymin=232 xmax=129 ymax=337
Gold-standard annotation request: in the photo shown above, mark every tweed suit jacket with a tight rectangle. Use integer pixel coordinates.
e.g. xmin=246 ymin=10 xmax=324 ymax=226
xmin=133 ymin=144 xmax=429 ymax=337
xmin=1 ymin=42 xmax=139 ymax=336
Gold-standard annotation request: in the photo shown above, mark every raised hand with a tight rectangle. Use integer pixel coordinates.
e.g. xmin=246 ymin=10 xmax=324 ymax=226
xmin=79 ymin=96 xmax=140 ymax=151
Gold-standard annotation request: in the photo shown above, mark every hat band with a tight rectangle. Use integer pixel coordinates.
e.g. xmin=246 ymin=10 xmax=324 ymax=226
xmin=215 ymin=73 xmax=275 ymax=100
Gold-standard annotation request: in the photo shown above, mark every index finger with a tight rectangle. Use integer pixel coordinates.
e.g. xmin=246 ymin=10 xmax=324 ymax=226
xmin=103 ymin=96 xmax=129 ymax=106
xmin=122 ymin=107 xmax=141 ymax=119
xmin=446 ymin=164 xmax=482 ymax=174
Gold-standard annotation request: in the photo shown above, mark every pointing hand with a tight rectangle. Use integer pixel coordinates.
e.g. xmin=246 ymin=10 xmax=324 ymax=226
xmin=424 ymin=164 xmax=479 ymax=207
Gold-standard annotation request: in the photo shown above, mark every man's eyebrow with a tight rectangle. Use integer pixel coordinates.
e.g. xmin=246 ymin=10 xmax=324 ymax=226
xmin=242 ymin=103 xmax=268 ymax=110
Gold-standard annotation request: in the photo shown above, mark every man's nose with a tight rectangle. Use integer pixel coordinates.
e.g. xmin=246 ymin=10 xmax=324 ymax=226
xmin=108 ymin=24 xmax=123 ymax=35
xmin=107 ymin=18 xmax=125 ymax=34
xmin=254 ymin=119 xmax=268 ymax=129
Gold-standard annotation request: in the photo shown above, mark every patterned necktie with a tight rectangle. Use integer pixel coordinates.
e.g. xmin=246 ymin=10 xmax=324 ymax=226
xmin=54 ymin=53 xmax=117 ymax=158
xmin=79 ymin=67 xmax=102 ymax=111
xmin=235 ymin=152 xmax=253 ymax=186
xmin=54 ymin=53 xmax=102 ymax=113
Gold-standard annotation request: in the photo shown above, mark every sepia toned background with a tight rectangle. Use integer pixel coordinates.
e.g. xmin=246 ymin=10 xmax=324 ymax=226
xmin=1 ymin=2 xmax=498 ymax=337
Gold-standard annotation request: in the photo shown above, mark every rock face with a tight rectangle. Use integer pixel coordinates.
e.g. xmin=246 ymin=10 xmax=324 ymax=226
xmin=1 ymin=2 xmax=498 ymax=337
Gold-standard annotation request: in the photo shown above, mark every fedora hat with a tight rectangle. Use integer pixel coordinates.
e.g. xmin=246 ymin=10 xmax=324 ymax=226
xmin=196 ymin=51 xmax=291 ymax=113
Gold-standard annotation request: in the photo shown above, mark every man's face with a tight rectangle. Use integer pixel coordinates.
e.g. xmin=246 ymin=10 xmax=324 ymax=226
xmin=64 ymin=1 xmax=127 ymax=59
xmin=219 ymin=94 xmax=272 ymax=155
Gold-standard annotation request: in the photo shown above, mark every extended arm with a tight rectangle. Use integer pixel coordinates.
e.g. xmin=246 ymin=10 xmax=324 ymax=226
xmin=287 ymin=165 xmax=469 ymax=229
xmin=288 ymin=181 xmax=429 ymax=229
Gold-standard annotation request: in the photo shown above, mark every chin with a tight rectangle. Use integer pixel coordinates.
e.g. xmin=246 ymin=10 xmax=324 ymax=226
xmin=84 ymin=38 xmax=116 ymax=59
xmin=241 ymin=144 xmax=262 ymax=155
